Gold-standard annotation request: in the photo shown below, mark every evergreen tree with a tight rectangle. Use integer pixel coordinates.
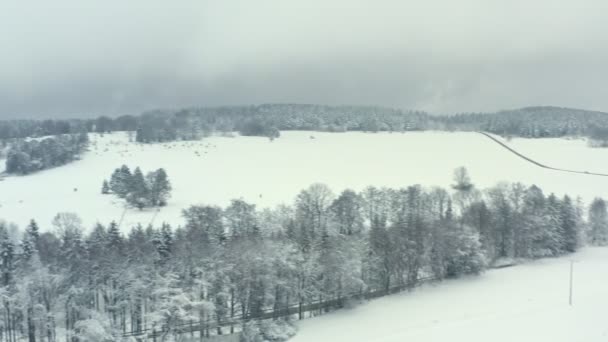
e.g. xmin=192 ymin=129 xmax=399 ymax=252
xmin=101 ymin=180 xmax=110 ymax=194
xmin=0 ymin=223 xmax=16 ymax=286
xmin=127 ymin=167 xmax=149 ymax=210
xmin=106 ymin=221 xmax=124 ymax=256
xmin=87 ymin=223 xmax=108 ymax=266
xmin=544 ymin=194 xmax=564 ymax=255
xmin=126 ymin=223 xmax=153 ymax=264
xmin=152 ymin=223 xmax=173 ymax=265
xmin=520 ymin=186 xmax=553 ymax=258
xmin=59 ymin=225 xmax=88 ymax=282
xmin=107 ymin=166 xmax=171 ymax=208
xmin=110 ymin=165 xmax=132 ymax=198
xmin=559 ymin=195 xmax=580 ymax=253
xmin=588 ymin=198 xmax=608 ymax=246
xmin=109 ymin=168 xmax=121 ymax=193
xmin=21 ymin=219 xmax=40 ymax=261
xmin=147 ymin=168 xmax=172 ymax=206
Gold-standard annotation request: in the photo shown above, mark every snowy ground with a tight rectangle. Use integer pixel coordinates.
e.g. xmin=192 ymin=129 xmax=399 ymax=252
xmin=0 ymin=131 xmax=607 ymax=231
xmin=291 ymin=247 xmax=608 ymax=342
xmin=505 ymin=135 xmax=605 ymax=172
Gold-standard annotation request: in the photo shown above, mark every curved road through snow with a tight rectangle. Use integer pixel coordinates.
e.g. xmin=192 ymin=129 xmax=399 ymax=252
xmin=477 ymin=132 xmax=608 ymax=177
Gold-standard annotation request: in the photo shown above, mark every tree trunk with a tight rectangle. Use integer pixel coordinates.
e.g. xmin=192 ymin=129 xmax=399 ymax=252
xmin=6 ymin=302 xmax=13 ymax=342
xmin=230 ymin=289 xmax=235 ymax=334
xmin=27 ymin=306 xmax=36 ymax=342
xmin=65 ymin=302 xmax=69 ymax=342
xmin=198 ymin=314 xmax=203 ymax=342
xmin=47 ymin=315 xmax=55 ymax=342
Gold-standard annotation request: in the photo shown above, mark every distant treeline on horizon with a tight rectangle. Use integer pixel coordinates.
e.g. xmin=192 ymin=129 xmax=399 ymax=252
xmin=1 ymin=104 xmax=608 ymax=143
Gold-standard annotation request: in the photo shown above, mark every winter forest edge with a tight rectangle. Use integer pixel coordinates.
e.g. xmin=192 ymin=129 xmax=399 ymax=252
xmin=0 ymin=164 xmax=606 ymax=341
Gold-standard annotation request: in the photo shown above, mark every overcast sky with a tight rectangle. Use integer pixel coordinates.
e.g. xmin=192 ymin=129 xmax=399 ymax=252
xmin=1 ymin=0 xmax=608 ymax=118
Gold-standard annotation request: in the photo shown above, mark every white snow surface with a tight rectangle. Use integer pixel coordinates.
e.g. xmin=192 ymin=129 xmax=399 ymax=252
xmin=0 ymin=131 xmax=607 ymax=231
xmin=291 ymin=247 xmax=608 ymax=342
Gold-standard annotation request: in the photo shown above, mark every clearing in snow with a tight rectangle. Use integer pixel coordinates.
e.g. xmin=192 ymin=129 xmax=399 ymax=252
xmin=0 ymin=131 xmax=607 ymax=230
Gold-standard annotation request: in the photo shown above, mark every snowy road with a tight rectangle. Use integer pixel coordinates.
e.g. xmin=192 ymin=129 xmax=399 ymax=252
xmin=478 ymin=132 xmax=608 ymax=177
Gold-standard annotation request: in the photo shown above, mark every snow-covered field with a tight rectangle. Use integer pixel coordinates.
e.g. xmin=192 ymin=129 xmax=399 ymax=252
xmin=506 ymin=135 xmax=605 ymax=172
xmin=291 ymin=247 xmax=608 ymax=342
xmin=0 ymin=131 xmax=607 ymax=231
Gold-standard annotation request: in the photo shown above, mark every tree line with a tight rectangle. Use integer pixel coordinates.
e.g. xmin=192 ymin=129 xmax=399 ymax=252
xmin=0 ymin=169 xmax=606 ymax=341
xmin=4 ymin=133 xmax=89 ymax=174
xmin=442 ymin=106 xmax=608 ymax=139
xmin=103 ymin=165 xmax=172 ymax=210
xmin=0 ymin=119 xmax=88 ymax=141
xmin=3 ymin=105 xmax=608 ymax=144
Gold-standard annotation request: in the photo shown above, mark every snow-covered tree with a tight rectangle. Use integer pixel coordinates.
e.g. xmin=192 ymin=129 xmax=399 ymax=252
xmin=294 ymin=183 xmax=335 ymax=250
xmin=127 ymin=167 xmax=149 ymax=210
xmin=225 ymin=199 xmax=257 ymax=239
xmin=0 ymin=177 xmax=597 ymax=341
xmin=588 ymin=197 xmax=608 ymax=245
xmin=108 ymin=166 xmax=172 ymax=208
xmin=109 ymin=165 xmax=132 ymax=198
xmin=152 ymin=223 xmax=173 ymax=265
xmin=21 ymin=219 xmax=40 ymax=261
xmin=147 ymin=168 xmax=172 ymax=206
xmin=559 ymin=195 xmax=580 ymax=253
xmin=330 ymin=189 xmax=364 ymax=235
xmin=148 ymin=272 xmax=207 ymax=341
xmin=101 ymin=180 xmax=110 ymax=194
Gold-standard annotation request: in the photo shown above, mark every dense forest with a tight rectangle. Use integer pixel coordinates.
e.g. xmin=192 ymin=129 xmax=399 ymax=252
xmin=4 ymin=133 xmax=89 ymax=174
xmin=443 ymin=106 xmax=608 ymax=139
xmin=0 ymin=169 xmax=605 ymax=341
xmin=3 ymin=105 xmax=608 ymax=144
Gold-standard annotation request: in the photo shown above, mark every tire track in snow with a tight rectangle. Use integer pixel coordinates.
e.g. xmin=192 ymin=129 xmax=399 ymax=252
xmin=477 ymin=132 xmax=608 ymax=177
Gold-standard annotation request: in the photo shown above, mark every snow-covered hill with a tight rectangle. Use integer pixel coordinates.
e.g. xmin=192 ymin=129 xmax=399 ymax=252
xmin=291 ymin=247 xmax=608 ymax=342
xmin=0 ymin=131 xmax=607 ymax=231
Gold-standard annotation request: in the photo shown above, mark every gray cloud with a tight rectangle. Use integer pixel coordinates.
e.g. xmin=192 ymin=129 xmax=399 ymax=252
xmin=1 ymin=0 xmax=608 ymax=118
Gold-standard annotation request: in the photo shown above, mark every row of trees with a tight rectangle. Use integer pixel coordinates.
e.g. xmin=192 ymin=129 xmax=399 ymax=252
xmin=0 ymin=170 xmax=605 ymax=341
xmin=588 ymin=125 xmax=608 ymax=147
xmin=131 ymin=105 xmax=428 ymax=143
xmin=4 ymin=133 xmax=89 ymax=174
xmin=0 ymin=104 xmax=608 ymax=146
xmin=102 ymin=165 xmax=172 ymax=209
xmin=85 ymin=105 xmax=608 ymax=143
xmin=443 ymin=106 xmax=608 ymax=139
xmin=0 ymin=115 xmax=135 ymax=141
xmin=4 ymin=105 xmax=608 ymax=144
xmin=0 ymin=105 xmax=429 ymax=143
xmin=0 ymin=119 xmax=88 ymax=141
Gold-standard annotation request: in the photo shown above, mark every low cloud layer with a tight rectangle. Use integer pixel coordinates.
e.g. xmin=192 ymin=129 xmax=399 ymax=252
xmin=1 ymin=0 xmax=608 ymax=118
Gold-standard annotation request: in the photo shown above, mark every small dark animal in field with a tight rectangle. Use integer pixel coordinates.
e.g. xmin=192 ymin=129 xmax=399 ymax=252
xmin=74 ymin=188 xmax=78 ymax=192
